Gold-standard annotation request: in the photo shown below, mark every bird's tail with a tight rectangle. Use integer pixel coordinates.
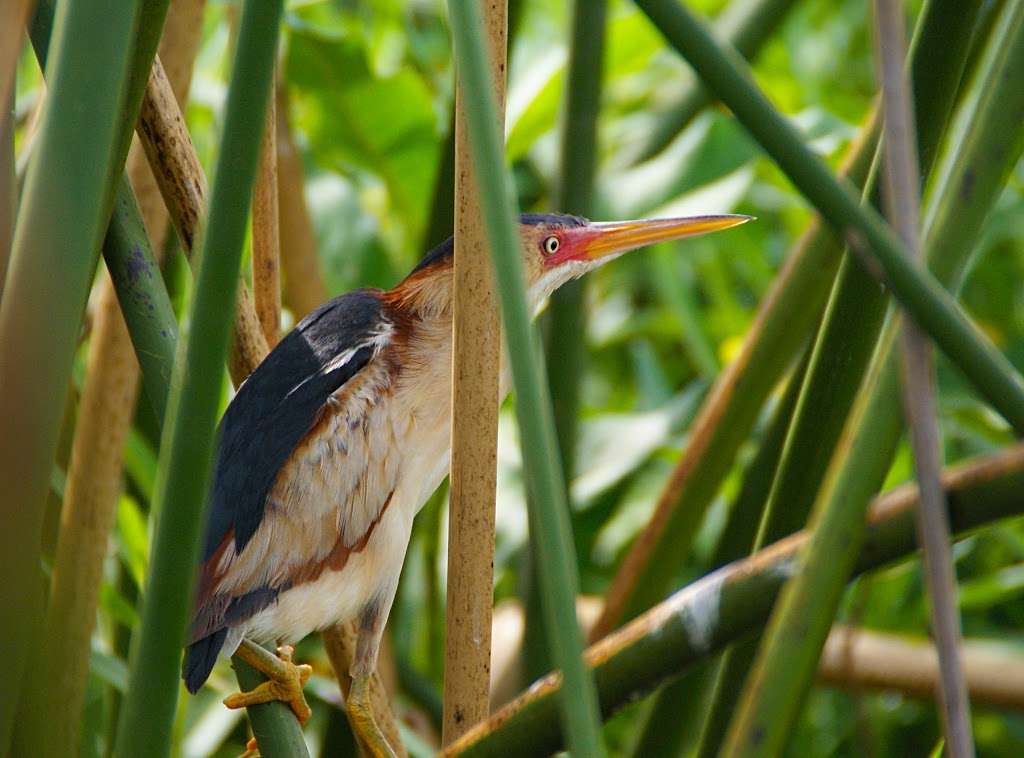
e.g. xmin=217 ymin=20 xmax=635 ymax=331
xmin=183 ymin=628 xmax=228 ymax=694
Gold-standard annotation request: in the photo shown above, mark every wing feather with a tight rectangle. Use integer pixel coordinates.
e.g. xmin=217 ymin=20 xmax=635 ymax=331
xmin=203 ymin=289 xmax=389 ymax=561
xmin=189 ymin=289 xmax=396 ymax=645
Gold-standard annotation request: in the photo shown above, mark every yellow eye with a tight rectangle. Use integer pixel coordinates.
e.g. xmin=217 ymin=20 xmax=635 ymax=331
xmin=543 ymin=235 xmax=560 ymax=255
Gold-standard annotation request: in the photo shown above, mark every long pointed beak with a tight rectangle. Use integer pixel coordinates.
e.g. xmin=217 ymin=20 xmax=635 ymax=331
xmin=575 ymin=214 xmax=752 ymax=263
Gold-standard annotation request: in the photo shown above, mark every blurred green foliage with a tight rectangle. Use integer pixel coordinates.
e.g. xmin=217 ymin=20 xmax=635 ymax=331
xmin=14 ymin=0 xmax=1024 ymax=755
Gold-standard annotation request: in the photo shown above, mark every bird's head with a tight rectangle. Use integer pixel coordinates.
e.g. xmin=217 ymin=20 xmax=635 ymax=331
xmin=516 ymin=212 xmax=752 ymax=308
xmin=392 ymin=212 xmax=751 ymax=314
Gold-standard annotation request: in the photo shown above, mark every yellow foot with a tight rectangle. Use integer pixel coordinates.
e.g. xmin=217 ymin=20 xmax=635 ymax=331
xmin=225 ymin=643 xmax=313 ymax=724
xmin=347 ymin=674 xmax=398 ymax=758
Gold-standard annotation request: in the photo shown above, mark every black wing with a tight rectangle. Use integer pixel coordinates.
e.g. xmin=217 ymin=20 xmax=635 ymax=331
xmin=202 ymin=288 xmax=388 ymax=560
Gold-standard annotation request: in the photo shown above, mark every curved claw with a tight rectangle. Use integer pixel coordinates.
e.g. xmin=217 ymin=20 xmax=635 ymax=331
xmin=225 ymin=644 xmax=313 ymax=725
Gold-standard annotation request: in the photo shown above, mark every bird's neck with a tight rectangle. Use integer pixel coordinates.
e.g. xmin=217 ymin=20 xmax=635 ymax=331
xmin=384 ymin=264 xmax=454 ymax=319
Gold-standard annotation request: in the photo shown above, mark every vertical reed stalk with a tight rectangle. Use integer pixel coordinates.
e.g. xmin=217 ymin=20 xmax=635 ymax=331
xmin=253 ymin=80 xmax=281 ymax=347
xmin=113 ymin=3 xmax=284 ymax=754
xmin=0 ymin=0 xmax=142 ymax=746
xmin=135 ymin=56 xmax=270 ymax=385
xmin=275 ymin=85 xmax=327 ymax=319
xmin=446 ymin=1 xmax=605 ymax=753
xmin=873 ymin=1 xmax=973 ymax=753
xmin=0 ymin=0 xmax=27 ymax=302
xmin=0 ymin=85 xmax=13 ymax=303
xmin=526 ymin=0 xmax=608 ymax=682
xmin=444 ymin=0 xmax=506 ymax=742
xmin=0 ymin=1 xmax=29 ymax=117
xmin=23 ymin=6 xmax=208 ymax=751
xmin=544 ymin=0 xmax=607 ymax=490
xmin=31 ymin=273 xmax=141 ymax=758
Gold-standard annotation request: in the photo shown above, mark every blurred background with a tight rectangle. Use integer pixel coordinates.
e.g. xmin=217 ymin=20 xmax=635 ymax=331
xmin=12 ymin=0 xmax=1024 ymax=755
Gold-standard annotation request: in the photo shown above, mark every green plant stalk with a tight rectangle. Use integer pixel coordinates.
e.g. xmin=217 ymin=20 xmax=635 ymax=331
xmin=526 ymin=0 xmax=608 ymax=682
xmin=634 ymin=0 xmax=799 ymax=164
xmin=27 ymin=0 xmax=178 ymax=421
xmin=421 ymin=0 xmax=524 ymax=254
xmin=443 ymin=444 xmax=1024 ymax=757
xmin=636 ymin=0 xmax=1024 ymax=432
xmin=628 ymin=659 xmax=718 ymax=758
xmin=113 ymin=2 xmax=285 ymax=755
xmin=874 ymin=0 xmax=973 ymax=752
xmin=103 ymin=180 xmax=180 ymax=419
xmin=446 ymin=2 xmax=605 ymax=756
xmin=28 ymin=0 xmax=172 ymax=220
xmin=721 ymin=4 xmax=1024 ymax=752
xmin=546 ymin=0 xmax=607 ymax=493
xmin=0 ymin=0 xmax=142 ymax=748
xmin=423 ymin=124 xmax=457 ymax=251
xmin=235 ymin=653 xmax=312 ymax=758
xmin=630 ymin=354 xmax=808 ymax=758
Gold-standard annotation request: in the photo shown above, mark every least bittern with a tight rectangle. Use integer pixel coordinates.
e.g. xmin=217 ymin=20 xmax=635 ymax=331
xmin=183 ymin=212 xmax=749 ymax=756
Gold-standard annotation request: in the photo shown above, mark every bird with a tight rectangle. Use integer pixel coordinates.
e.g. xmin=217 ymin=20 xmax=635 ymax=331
xmin=182 ymin=211 xmax=750 ymax=756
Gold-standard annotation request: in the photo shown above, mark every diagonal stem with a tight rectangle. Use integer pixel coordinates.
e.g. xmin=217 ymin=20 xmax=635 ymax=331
xmin=873 ymin=1 xmax=974 ymax=754
xmin=634 ymin=0 xmax=1024 ymax=434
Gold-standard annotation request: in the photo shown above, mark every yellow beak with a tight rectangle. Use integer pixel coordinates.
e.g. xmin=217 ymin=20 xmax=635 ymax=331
xmin=579 ymin=214 xmax=752 ymax=261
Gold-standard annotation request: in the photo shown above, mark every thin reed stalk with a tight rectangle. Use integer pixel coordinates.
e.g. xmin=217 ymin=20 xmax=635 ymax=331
xmin=135 ymin=55 xmax=270 ymax=385
xmin=0 ymin=84 xmax=13 ymax=303
xmin=0 ymin=0 xmax=143 ymax=746
xmin=30 ymin=272 xmax=141 ymax=757
xmin=874 ymin=0 xmax=973 ymax=753
xmin=443 ymin=0 xmax=506 ymax=742
xmin=253 ymin=82 xmax=281 ymax=347
xmin=275 ymin=84 xmax=327 ymax=319
xmin=113 ymin=3 xmax=284 ymax=754
xmin=527 ymin=0 xmax=608 ymax=682
xmin=446 ymin=1 xmax=605 ymax=754
xmin=0 ymin=0 xmax=27 ymax=302
xmin=544 ymin=0 xmax=607 ymax=486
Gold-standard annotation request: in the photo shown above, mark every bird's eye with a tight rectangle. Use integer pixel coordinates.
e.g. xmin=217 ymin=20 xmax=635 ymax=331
xmin=542 ymin=235 xmax=560 ymax=255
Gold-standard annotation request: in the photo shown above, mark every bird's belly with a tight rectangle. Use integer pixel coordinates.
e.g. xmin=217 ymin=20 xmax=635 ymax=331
xmin=244 ymin=495 xmax=415 ymax=645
